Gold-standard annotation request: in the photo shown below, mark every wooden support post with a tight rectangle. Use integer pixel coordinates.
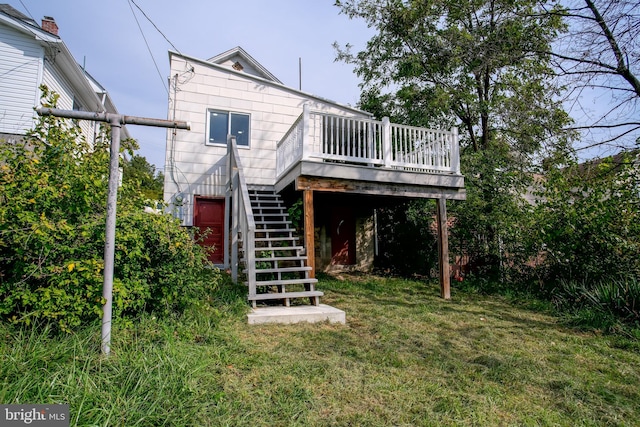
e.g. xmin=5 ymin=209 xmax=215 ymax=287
xmin=436 ymin=197 xmax=451 ymax=299
xmin=303 ymin=189 xmax=315 ymax=278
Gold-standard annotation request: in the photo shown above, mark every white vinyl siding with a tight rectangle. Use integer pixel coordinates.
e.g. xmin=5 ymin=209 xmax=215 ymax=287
xmin=0 ymin=23 xmax=42 ymax=135
xmin=43 ymin=60 xmax=97 ymax=146
xmin=164 ymin=54 xmax=370 ymax=225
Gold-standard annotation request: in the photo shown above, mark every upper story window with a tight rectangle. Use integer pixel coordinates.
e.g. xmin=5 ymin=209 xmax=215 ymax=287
xmin=72 ymin=96 xmax=83 ymax=111
xmin=207 ymin=109 xmax=250 ymax=147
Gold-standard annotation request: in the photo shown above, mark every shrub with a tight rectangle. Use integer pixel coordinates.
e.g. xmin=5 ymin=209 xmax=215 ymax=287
xmin=551 ymin=278 xmax=640 ymax=329
xmin=535 ymin=152 xmax=640 ymax=285
xmin=532 ymin=151 xmax=640 ymax=327
xmin=0 ymin=87 xmax=218 ymax=331
xmin=374 ymin=200 xmax=438 ymax=277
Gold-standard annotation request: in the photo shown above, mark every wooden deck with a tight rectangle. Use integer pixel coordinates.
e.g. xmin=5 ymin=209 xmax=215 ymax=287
xmin=229 ymin=109 xmax=466 ymax=306
xmin=276 ymin=160 xmax=465 ymax=200
xmin=275 ymin=106 xmax=465 ymax=200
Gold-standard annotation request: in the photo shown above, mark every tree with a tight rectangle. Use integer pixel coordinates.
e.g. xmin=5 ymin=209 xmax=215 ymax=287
xmin=122 ymin=154 xmax=164 ymax=200
xmin=547 ymin=0 xmax=640 ymax=153
xmin=335 ymin=0 xmax=572 ymax=278
xmin=531 ymin=149 xmax=640 ymax=326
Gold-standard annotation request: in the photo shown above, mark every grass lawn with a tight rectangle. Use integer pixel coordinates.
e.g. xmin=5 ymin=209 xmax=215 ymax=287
xmin=2 ymin=274 xmax=639 ymax=426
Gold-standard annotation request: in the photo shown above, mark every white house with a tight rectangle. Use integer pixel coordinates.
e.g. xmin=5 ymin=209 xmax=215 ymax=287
xmin=164 ymin=46 xmax=465 ymax=307
xmin=0 ymin=4 xmax=127 ymax=144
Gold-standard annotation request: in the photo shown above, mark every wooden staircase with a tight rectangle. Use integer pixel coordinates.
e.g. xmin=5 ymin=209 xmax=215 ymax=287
xmin=242 ymin=186 xmax=322 ymax=308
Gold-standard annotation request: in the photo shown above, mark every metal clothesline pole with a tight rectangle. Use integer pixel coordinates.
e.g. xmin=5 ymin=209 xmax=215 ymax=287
xmin=36 ymin=108 xmax=190 ymax=356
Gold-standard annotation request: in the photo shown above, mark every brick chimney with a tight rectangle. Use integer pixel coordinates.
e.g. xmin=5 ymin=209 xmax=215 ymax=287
xmin=41 ymin=16 xmax=58 ymax=36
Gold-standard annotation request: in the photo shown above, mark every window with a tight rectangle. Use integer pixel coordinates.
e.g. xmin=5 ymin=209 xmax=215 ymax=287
xmin=207 ymin=110 xmax=250 ymax=146
xmin=72 ymin=96 xmax=83 ymax=111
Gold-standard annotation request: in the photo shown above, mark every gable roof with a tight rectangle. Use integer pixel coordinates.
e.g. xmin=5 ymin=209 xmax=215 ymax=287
xmin=0 ymin=3 xmax=129 ymax=137
xmin=171 ymin=49 xmax=372 ymax=118
xmin=0 ymin=3 xmax=35 ymax=25
xmin=0 ymin=3 xmax=58 ymax=41
xmin=207 ymin=46 xmax=283 ymax=84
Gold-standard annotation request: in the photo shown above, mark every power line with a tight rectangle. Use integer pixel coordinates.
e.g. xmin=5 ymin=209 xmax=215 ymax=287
xmin=127 ymin=0 xmax=168 ymax=94
xmin=17 ymin=0 xmax=35 ymax=22
xmin=129 ymin=0 xmax=182 ymax=55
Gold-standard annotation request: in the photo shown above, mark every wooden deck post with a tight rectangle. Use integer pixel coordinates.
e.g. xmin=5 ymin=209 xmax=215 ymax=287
xmin=436 ymin=197 xmax=451 ymax=299
xmin=382 ymin=117 xmax=392 ymax=168
xmin=303 ymin=189 xmax=315 ymax=278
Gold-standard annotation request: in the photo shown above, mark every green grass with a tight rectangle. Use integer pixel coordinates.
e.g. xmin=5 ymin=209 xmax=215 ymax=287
xmin=2 ymin=274 xmax=640 ymax=426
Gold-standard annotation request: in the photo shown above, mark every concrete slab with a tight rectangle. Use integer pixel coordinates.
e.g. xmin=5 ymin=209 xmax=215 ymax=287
xmin=247 ymin=304 xmax=346 ymax=325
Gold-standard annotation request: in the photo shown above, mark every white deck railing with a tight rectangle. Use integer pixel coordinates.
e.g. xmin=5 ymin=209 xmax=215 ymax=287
xmin=276 ymin=105 xmax=460 ymax=179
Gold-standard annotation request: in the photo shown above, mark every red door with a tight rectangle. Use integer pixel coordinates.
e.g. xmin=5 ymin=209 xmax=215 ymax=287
xmin=194 ymin=197 xmax=225 ymax=264
xmin=331 ymin=207 xmax=356 ymax=265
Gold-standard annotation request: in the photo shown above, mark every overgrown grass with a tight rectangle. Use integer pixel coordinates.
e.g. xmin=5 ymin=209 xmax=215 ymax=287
xmin=2 ymin=274 xmax=640 ymax=426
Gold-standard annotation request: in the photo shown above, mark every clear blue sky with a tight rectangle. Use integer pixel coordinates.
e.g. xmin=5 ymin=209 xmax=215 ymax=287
xmin=17 ymin=0 xmax=373 ymax=170
xmin=14 ymin=1 xmax=633 ymax=165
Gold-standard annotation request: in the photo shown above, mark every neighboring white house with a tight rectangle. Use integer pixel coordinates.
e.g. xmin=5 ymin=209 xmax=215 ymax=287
xmin=164 ymin=46 xmax=465 ymax=306
xmin=0 ymin=4 xmax=127 ymax=144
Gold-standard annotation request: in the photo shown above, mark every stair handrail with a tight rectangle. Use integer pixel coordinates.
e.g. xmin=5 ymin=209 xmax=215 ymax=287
xmin=226 ymin=135 xmax=256 ymax=297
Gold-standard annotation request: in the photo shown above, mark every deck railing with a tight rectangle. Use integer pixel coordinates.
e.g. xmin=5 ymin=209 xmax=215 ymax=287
xmin=276 ymin=104 xmax=460 ymax=179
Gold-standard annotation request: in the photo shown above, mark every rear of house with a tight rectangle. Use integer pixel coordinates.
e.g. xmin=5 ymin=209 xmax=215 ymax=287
xmin=164 ymin=47 xmax=465 ymax=306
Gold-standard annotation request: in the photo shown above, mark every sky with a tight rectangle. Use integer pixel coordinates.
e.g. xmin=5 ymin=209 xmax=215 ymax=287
xmin=13 ymin=1 xmax=636 ymax=167
xmin=17 ymin=0 xmax=374 ymax=170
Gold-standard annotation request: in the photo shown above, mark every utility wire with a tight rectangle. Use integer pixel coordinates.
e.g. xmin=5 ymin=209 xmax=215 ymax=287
xmin=127 ymin=0 xmax=168 ymax=94
xmin=18 ymin=0 xmax=35 ymax=22
xmin=129 ymin=0 xmax=182 ymax=55
xmin=17 ymin=1 xmax=59 ymax=55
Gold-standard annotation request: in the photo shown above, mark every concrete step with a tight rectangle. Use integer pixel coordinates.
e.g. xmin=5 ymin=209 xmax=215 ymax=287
xmin=247 ymin=304 xmax=346 ymax=325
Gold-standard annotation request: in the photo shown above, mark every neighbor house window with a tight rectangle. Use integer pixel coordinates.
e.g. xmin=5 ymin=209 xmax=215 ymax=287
xmin=207 ymin=110 xmax=250 ymax=146
xmin=72 ymin=96 xmax=83 ymax=111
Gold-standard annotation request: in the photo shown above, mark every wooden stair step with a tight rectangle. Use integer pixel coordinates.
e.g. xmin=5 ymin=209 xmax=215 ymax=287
xmin=250 ymin=193 xmax=279 ymax=196
xmin=249 ymin=266 xmax=313 ymax=274
xmin=253 ymin=246 xmax=304 ymax=252
xmin=252 ymin=255 xmax=307 ymax=262
xmin=253 ymin=278 xmax=318 ymax=287
xmin=254 ymin=236 xmax=298 ymax=242
xmin=254 ymin=231 xmax=296 ymax=237
xmin=248 ymin=291 xmax=323 ymax=301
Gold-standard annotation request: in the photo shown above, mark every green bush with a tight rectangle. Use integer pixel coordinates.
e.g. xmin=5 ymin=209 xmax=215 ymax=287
xmin=0 ymin=87 xmax=219 ymax=331
xmin=551 ymin=278 xmax=640 ymax=329
xmin=528 ymin=150 xmax=640 ymax=327
xmin=374 ymin=200 xmax=438 ymax=277
xmin=535 ymin=152 xmax=640 ymax=285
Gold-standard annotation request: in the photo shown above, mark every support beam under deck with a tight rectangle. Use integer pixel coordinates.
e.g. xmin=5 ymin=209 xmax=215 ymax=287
xmin=303 ymin=189 xmax=315 ymax=278
xmin=436 ymin=198 xmax=451 ymax=299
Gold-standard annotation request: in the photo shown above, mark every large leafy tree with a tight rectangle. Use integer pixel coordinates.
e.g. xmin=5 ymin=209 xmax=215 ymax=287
xmin=122 ymin=154 xmax=164 ymax=200
xmin=335 ymin=0 xmax=573 ymax=278
xmin=335 ymin=0 xmax=570 ymax=153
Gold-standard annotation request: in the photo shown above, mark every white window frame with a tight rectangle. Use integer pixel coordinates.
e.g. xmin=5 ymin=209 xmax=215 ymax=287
xmin=205 ymin=109 xmax=251 ymax=147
